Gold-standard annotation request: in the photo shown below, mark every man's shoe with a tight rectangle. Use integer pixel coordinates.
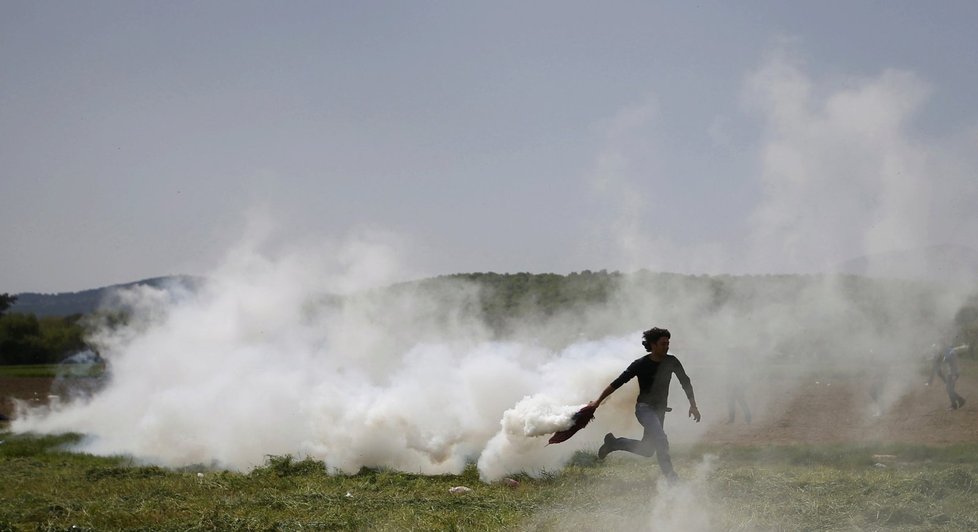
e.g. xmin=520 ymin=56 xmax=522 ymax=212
xmin=597 ymin=433 xmax=615 ymax=460
xmin=959 ymin=398 xmax=966 ymax=408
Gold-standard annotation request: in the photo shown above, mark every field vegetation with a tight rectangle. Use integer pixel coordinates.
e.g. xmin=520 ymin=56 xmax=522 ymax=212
xmin=1 ymin=431 xmax=977 ymax=531
xmin=0 ymin=313 xmax=87 ymax=365
xmin=0 ymin=364 xmax=103 ymax=379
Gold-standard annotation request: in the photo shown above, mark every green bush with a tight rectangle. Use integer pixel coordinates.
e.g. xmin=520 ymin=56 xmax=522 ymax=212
xmin=0 ymin=313 xmax=87 ymax=365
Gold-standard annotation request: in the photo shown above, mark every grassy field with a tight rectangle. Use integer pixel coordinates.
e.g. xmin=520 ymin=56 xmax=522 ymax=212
xmin=1 ymin=431 xmax=977 ymax=531
xmin=0 ymin=364 xmax=104 ymax=379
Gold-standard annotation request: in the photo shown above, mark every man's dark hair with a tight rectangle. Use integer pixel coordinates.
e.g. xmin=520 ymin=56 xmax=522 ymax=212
xmin=642 ymin=327 xmax=670 ymax=346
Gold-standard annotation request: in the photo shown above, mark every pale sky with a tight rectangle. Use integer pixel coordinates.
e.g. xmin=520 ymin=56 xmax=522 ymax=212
xmin=3 ymin=1 xmax=978 ymax=293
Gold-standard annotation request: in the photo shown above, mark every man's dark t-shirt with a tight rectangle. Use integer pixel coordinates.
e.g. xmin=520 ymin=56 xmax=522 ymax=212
xmin=610 ymin=354 xmax=695 ymax=409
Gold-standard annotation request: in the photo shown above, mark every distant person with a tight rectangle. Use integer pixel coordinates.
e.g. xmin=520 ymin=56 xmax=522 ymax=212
xmin=926 ymin=346 xmax=945 ymax=398
xmin=867 ymin=349 xmax=887 ymax=417
xmin=725 ymin=352 xmax=752 ymax=424
xmin=726 ymin=378 xmax=751 ymax=424
xmin=587 ymin=327 xmax=700 ymax=484
xmin=928 ymin=344 xmax=968 ymax=410
xmin=868 ymin=379 xmax=884 ymax=417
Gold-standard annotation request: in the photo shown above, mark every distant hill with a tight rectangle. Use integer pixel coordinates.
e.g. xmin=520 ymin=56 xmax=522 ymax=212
xmin=5 ymin=270 xmax=977 ymax=364
xmin=835 ymin=245 xmax=978 ymax=284
xmin=8 ymin=256 xmax=975 ymax=320
xmin=9 ymin=276 xmax=206 ymax=317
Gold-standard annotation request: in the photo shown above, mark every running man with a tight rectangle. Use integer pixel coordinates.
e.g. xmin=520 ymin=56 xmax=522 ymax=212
xmin=588 ymin=327 xmax=700 ymax=482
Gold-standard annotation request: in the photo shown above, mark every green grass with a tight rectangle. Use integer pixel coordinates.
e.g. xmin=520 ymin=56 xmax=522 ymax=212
xmin=0 ymin=364 xmax=104 ymax=378
xmin=1 ymin=432 xmax=977 ymax=530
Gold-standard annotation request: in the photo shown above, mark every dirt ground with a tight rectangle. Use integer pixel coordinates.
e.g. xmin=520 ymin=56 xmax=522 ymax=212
xmin=0 ymin=376 xmax=105 ymax=421
xmin=0 ymin=377 xmax=57 ymax=420
xmin=3 ymin=372 xmax=976 ymax=445
xmin=701 ymin=368 xmax=978 ymax=446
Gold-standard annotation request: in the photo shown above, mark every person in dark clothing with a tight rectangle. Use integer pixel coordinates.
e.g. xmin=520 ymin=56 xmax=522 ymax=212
xmin=928 ymin=345 xmax=967 ymax=410
xmin=588 ymin=327 xmax=700 ymax=482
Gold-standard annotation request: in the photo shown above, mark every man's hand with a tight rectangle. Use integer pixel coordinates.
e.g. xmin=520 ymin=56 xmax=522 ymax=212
xmin=689 ymin=405 xmax=701 ymax=422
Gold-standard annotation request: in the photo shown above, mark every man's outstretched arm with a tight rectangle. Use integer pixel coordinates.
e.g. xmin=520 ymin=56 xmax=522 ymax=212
xmin=589 ymin=385 xmax=617 ymax=409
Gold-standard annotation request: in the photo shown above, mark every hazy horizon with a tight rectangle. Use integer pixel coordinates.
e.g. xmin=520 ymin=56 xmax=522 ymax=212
xmin=12 ymin=240 xmax=978 ymax=299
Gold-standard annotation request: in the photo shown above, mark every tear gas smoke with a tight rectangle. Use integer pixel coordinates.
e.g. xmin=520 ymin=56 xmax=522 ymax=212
xmin=10 ymin=237 xmax=642 ymax=479
xmin=645 ymin=455 xmax=719 ymax=531
xmin=11 ymin=238 xmax=966 ymax=481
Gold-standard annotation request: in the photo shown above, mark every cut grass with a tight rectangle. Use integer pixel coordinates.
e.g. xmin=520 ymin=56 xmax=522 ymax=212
xmin=2 ymin=432 xmax=978 ymax=530
xmin=693 ymin=441 xmax=978 ymax=467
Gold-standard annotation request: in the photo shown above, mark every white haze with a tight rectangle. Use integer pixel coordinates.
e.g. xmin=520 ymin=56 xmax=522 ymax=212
xmin=11 ymin=46 xmax=978 ymax=484
xmin=11 ymin=239 xmax=967 ymax=481
xmin=12 ymin=237 xmax=642 ymax=480
xmin=585 ymin=45 xmax=978 ymax=277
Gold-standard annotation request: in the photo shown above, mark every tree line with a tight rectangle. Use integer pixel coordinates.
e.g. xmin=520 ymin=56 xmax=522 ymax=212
xmin=2 ymin=271 xmax=977 ymax=365
xmin=1 ymin=294 xmax=89 ymax=364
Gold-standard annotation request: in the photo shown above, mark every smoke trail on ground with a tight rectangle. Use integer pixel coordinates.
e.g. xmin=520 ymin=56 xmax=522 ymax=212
xmin=10 ymin=238 xmax=645 ymax=479
xmin=645 ymin=455 xmax=719 ymax=531
xmin=11 ymin=234 xmax=966 ymax=481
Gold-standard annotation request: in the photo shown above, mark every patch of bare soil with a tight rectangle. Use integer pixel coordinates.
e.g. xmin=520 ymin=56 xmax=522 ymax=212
xmin=702 ymin=370 xmax=978 ymax=446
xmin=0 ymin=377 xmax=56 ymax=420
xmin=1 ymin=376 xmax=105 ymax=421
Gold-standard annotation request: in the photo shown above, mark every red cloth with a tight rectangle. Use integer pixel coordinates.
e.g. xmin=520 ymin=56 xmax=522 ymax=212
xmin=548 ymin=404 xmax=596 ymax=444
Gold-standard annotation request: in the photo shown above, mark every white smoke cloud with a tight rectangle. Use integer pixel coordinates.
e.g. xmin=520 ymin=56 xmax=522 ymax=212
xmin=645 ymin=455 xmax=719 ymax=531
xmin=585 ymin=94 xmax=732 ymax=275
xmin=587 ymin=94 xmax=661 ymax=272
xmin=12 ymin=231 xmax=647 ymax=480
xmin=11 ymin=225 xmax=967 ymax=482
xmin=477 ymin=338 xmax=640 ymax=481
xmin=585 ymin=43 xmax=978 ymax=279
xmin=744 ymin=45 xmax=978 ymax=273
